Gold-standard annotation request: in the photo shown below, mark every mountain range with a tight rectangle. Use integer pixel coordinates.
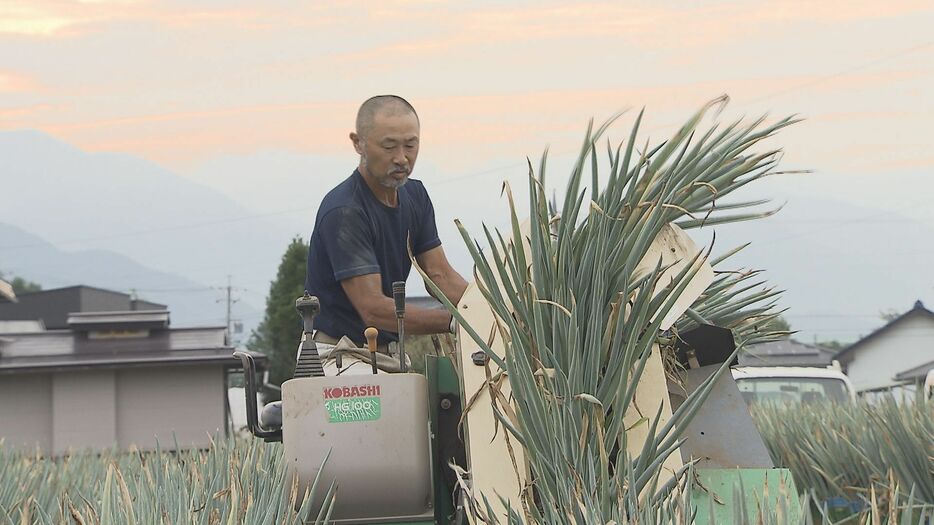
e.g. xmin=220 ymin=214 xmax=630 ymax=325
xmin=2 ymin=129 xmax=932 ymax=345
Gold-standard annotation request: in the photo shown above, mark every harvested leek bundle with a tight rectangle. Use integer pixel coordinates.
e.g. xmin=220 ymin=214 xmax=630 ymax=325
xmin=422 ymin=97 xmax=800 ymax=524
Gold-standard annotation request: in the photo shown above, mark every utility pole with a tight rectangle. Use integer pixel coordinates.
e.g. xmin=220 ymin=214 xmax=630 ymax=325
xmin=226 ymin=275 xmax=233 ymax=338
xmin=218 ymin=275 xmax=239 ymax=346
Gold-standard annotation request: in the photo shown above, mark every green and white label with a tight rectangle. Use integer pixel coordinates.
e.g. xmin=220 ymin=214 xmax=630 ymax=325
xmin=325 ymin=396 xmax=381 ymax=423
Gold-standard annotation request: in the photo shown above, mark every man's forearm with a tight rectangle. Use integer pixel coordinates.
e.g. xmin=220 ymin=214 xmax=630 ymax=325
xmin=428 ymin=270 xmax=469 ymax=306
xmin=357 ymin=296 xmax=453 ymax=335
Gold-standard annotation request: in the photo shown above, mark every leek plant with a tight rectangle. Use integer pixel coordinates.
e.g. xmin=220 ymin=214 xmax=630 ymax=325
xmin=420 ymin=97 xmax=802 ymax=523
xmin=0 ymin=438 xmax=334 ymax=525
xmin=754 ymin=397 xmax=934 ymax=517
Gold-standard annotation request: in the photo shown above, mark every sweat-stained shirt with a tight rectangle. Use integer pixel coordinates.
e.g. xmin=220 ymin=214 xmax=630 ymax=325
xmin=305 ymin=169 xmax=441 ymax=346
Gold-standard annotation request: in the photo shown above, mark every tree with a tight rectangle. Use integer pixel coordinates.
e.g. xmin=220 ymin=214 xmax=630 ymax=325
xmin=815 ymin=339 xmax=846 ymax=351
xmin=878 ymin=308 xmax=901 ymax=323
xmin=10 ymin=277 xmax=42 ymax=294
xmin=764 ymin=314 xmax=791 ymax=335
xmin=247 ymin=236 xmax=308 ymax=399
xmin=0 ymin=272 xmax=42 ymax=295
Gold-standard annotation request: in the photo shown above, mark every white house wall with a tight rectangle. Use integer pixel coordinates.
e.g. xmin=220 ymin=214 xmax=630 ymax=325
xmin=0 ymin=365 xmax=225 ymax=454
xmin=0 ymin=373 xmax=52 ymax=452
xmin=845 ymin=314 xmax=934 ymax=392
xmin=116 ymin=365 xmax=224 ymax=450
xmin=52 ymin=370 xmax=117 ymax=455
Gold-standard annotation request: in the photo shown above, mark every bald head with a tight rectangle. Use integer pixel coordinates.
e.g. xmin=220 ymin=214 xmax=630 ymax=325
xmin=355 ymin=95 xmax=419 ymax=140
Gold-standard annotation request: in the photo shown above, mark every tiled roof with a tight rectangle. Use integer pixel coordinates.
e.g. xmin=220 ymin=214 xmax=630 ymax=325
xmin=894 ymin=360 xmax=934 ymax=382
xmin=739 ymin=339 xmax=835 ymax=367
xmin=834 ymin=301 xmax=934 ymax=363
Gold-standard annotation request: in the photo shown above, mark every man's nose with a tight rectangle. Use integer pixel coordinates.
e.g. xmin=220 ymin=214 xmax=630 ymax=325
xmin=392 ymin=147 xmax=408 ymax=165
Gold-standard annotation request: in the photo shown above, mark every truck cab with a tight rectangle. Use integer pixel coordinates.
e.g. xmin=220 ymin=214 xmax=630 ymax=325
xmin=731 ymin=366 xmax=856 ymax=406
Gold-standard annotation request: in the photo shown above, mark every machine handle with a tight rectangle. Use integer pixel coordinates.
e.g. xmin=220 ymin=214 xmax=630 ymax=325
xmin=365 ymin=327 xmax=379 ymax=374
xmin=392 ymin=281 xmax=406 ymax=318
xmin=232 ymin=351 xmax=282 ymax=441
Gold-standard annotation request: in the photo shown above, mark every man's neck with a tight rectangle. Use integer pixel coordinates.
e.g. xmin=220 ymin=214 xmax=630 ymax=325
xmin=358 ymin=166 xmax=399 ymax=207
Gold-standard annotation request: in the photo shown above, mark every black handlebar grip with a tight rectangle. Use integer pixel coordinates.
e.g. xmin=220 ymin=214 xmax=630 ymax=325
xmin=295 ymin=293 xmax=320 ymax=333
xmin=392 ymin=281 xmax=406 ymax=318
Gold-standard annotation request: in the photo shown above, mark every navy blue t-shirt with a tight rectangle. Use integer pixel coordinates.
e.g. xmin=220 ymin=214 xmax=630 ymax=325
xmin=305 ymin=170 xmax=441 ymax=346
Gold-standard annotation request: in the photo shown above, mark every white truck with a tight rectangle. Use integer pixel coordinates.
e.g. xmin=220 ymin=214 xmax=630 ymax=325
xmin=731 ymin=366 xmax=857 ymax=405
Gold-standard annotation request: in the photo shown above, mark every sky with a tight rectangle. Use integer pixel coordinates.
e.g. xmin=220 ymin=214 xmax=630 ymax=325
xmin=2 ymin=0 xmax=933 ymax=341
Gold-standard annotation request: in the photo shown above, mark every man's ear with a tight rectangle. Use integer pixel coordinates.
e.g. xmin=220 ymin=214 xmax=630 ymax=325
xmin=350 ymin=132 xmax=364 ymax=155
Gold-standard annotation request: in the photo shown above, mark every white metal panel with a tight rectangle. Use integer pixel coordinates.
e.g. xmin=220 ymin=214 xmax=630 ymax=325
xmin=53 ymin=369 xmax=116 ymax=454
xmin=282 ymin=374 xmax=433 ymax=522
xmin=0 ymin=373 xmax=52 ymax=452
xmin=115 ymin=365 xmax=224 ymax=450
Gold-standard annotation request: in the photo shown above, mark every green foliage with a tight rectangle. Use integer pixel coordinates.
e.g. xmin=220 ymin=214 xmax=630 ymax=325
xmin=879 ymin=308 xmax=902 ymax=322
xmin=0 ymin=438 xmax=334 ymax=525
xmin=816 ymin=339 xmax=847 ymax=352
xmin=0 ymin=272 xmax=42 ymax=294
xmin=754 ymin=398 xmax=934 ymax=516
xmin=766 ymin=315 xmax=792 ymax=335
xmin=1 ymin=436 xmax=928 ymax=525
xmin=248 ymin=236 xmax=308 ymax=396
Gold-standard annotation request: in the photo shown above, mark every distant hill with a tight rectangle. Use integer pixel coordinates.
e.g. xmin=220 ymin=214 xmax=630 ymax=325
xmin=0 ymin=222 xmax=261 ymax=340
xmin=3 ymin=129 xmax=932 ymax=345
xmin=0 ymin=130 xmax=298 ymax=333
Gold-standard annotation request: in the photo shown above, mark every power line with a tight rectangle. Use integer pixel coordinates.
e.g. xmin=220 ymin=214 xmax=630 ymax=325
xmin=757 ymin=200 xmax=931 ymax=245
xmin=745 ymin=39 xmax=934 ymax=105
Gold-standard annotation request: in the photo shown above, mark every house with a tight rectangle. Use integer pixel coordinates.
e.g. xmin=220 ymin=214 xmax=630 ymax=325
xmin=739 ymin=339 xmax=837 ymax=367
xmin=0 ymin=286 xmax=265 ymax=454
xmin=0 ymin=285 xmax=166 ymax=329
xmin=893 ymin=359 xmax=934 ymax=392
xmin=834 ymin=300 xmax=934 ymax=395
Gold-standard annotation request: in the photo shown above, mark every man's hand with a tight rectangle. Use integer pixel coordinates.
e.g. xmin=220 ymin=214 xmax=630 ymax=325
xmin=341 ymin=273 xmax=453 ymax=334
xmin=415 ymin=246 xmax=468 ymax=306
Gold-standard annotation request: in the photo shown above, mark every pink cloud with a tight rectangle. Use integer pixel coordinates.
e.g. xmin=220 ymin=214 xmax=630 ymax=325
xmin=331 ymin=1 xmax=934 ymax=64
xmin=0 ymin=1 xmax=344 ymax=39
xmin=0 ymin=103 xmax=54 ymax=120
xmin=29 ymin=65 xmax=919 ymax=167
xmin=0 ymin=71 xmax=38 ymax=93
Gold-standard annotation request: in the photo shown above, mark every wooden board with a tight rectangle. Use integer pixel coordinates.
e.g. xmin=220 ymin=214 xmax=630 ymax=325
xmin=625 ymin=224 xmax=714 ymax=488
xmin=634 ymin=223 xmax=714 ymax=331
xmin=455 ymin=222 xmax=530 ymax=519
xmin=623 ymin=344 xmax=684 ymax=487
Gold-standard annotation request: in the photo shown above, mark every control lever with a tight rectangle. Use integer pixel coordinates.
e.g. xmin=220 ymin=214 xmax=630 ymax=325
xmin=365 ymin=327 xmax=379 ymax=375
xmin=392 ymin=281 xmax=407 ymax=372
xmin=294 ymin=293 xmax=325 ymax=378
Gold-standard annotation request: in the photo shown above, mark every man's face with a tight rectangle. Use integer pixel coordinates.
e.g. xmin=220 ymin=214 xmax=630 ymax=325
xmin=353 ymin=110 xmax=420 ymax=189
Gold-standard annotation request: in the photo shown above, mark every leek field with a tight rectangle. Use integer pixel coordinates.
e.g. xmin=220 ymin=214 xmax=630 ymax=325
xmin=3 ymin=101 xmax=932 ymax=524
xmin=0 ymin=399 xmax=930 ymax=524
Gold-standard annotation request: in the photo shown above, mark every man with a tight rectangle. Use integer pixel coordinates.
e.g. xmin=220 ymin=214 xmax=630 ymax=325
xmin=305 ymin=95 xmax=468 ymax=350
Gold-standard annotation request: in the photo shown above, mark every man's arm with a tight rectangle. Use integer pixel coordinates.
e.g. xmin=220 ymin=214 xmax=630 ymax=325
xmin=415 ymin=245 xmax=468 ymax=306
xmin=341 ymin=273 xmax=453 ymax=334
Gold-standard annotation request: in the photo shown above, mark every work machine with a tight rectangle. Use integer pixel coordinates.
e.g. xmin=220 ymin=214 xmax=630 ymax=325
xmin=235 ymin=225 xmax=802 ymax=524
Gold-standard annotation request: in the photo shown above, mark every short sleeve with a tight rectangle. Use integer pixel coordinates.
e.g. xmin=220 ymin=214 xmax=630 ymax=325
xmin=318 ymin=207 xmax=381 ymax=281
xmin=411 ymin=187 xmax=442 ymax=256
